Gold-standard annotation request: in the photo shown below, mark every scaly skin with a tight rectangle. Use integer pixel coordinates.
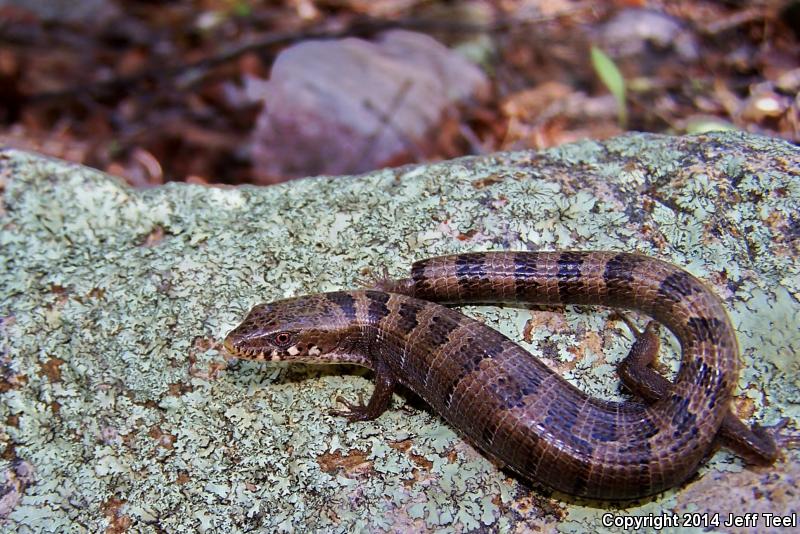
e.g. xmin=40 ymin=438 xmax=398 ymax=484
xmin=224 ymin=251 xmax=789 ymax=500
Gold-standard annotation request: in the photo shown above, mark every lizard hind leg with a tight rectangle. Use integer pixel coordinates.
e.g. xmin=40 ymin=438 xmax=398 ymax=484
xmin=612 ymin=313 xmax=670 ymax=402
xmin=613 ymin=313 xmax=797 ymax=464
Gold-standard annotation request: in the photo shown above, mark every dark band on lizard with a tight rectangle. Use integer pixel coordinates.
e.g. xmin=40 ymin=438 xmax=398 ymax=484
xmin=223 ymin=251 xmax=792 ymax=500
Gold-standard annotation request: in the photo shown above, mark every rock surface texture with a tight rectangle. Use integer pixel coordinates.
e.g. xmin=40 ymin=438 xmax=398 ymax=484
xmin=1 ymin=131 xmax=798 ymax=532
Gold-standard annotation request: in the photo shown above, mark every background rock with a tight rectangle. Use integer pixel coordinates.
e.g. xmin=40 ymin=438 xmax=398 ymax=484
xmin=249 ymin=30 xmax=490 ymax=180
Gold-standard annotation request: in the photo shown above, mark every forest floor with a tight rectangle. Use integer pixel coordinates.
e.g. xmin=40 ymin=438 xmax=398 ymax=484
xmin=1 ymin=0 xmax=797 ymax=185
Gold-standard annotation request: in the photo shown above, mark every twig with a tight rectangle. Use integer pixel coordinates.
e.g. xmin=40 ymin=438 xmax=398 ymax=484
xmin=352 ymin=79 xmax=419 ymax=172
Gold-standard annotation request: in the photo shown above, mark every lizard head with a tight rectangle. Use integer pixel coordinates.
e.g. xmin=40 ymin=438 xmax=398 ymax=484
xmin=223 ymin=292 xmax=365 ymax=365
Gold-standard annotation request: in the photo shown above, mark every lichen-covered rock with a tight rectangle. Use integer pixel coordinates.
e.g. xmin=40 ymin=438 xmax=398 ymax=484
xmin=1 ymin=131 xmax=798 ymax=532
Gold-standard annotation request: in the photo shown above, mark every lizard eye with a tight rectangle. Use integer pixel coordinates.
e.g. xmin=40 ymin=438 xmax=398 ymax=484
xmin=272 ymin=332 xmax=293 ymax=347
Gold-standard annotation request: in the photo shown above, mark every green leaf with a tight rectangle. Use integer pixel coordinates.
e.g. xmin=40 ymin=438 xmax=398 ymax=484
xmin=232 ymin=1 xmax=253 ymax=17
xmin=590 ymin=46 xmax=627 ymax=128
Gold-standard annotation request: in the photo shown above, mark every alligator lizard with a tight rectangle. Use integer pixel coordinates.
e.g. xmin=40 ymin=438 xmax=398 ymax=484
xmin=223 ymin=251 xmax=789 ymax=500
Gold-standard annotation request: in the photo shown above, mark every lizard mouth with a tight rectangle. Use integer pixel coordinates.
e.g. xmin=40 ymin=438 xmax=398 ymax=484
xmin=222 ymin=335 xmax=277 ymax=361
xmin=223 ymin=336 xmax=258 ymax=359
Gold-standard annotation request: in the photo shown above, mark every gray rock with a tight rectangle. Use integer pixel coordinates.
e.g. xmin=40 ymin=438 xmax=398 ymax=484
xmin=249 ymin=30 xmax=489 ymax=180
xmin=1 ymin=131 xmax=798 ymax=531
